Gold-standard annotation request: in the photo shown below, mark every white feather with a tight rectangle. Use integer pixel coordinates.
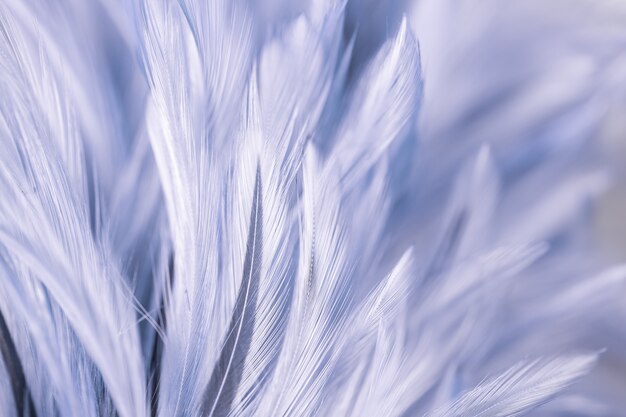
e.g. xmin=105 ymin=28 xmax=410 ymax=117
xmin=427 ymin=354 xmax=599 ymax=417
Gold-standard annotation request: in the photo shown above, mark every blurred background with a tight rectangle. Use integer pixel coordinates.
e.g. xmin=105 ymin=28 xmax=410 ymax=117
xmin=249 ymin=0 xmax=626 ymax=266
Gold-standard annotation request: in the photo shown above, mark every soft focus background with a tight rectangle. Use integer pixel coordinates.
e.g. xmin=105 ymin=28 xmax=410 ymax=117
xmin=255 ymin=0 xmax=626 ymax=264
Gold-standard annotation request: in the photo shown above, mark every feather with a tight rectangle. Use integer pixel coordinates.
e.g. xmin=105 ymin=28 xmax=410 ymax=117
xmin=256 ymin=145 xmax=356 ymax=417
xmin=0 ymin=309 xmax=36 ymax=417
xmin=332 ymin=16 xmax=421 ymax=188
xmin=202 ymin=166 xmax=262 ymax=417
xmin=321 ymin=249 xmax=415 ymax=417
xmin=220 ymin=71 xmax=297 ymax=417
xmin=1 ymin=1 xmax=626 ymax=416
xmin=0 ymin=5 xmax=148 ymax=417
xmin=136 ymin=0 xmax=252 ymax=414
xmin=427 ymin=354 xmax=599 ymax=417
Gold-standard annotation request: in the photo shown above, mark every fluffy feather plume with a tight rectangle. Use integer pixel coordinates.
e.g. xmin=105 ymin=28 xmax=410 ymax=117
xmin=0 ymin=0 xmax=625 ymax=417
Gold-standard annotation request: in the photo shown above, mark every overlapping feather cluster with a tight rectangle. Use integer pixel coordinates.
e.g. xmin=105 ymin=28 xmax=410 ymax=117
xmin=0 ymin=0 xmax=626 ymax=416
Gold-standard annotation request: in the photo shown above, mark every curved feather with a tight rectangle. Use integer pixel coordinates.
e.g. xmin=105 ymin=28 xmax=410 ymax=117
xmin=321 ymin=249 xmax=415 ymax=417
xmin=332 ymin=16 xmax=422 ymax=188
xmin=136 ymin=0 xmax=254 ymax=414
xmin=224 ymin=66 xmax=301 ymax=417
xmin=202 ymin=166 xmax=262 ymax=417
xmin=257 ymin=146 xmax=355 ymax=417
xmin=0 ymin=6 xmax=148 ymax=417
xmin=427 ymin=354 xmax=599 ymax=417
